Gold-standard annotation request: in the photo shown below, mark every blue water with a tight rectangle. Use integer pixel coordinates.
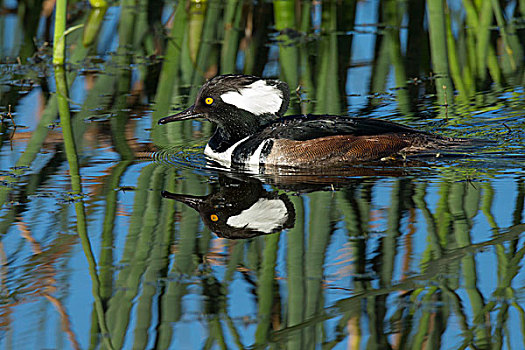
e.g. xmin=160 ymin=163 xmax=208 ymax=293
xmin=0 ymin=1 xmax=524 ymax=349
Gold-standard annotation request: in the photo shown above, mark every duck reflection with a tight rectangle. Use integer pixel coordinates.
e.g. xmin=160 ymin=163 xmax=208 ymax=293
xmin=162 ymin=163 xmax=418 ymax=239
xmin=162 ymin=176 xmax=295 ymax=239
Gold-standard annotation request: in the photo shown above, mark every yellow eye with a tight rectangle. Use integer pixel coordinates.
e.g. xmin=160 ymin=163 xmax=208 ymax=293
xmin=205 ymin=97 xmax=214 ymax=105
xmin=210 ymin=214 xmax=219 ymax=222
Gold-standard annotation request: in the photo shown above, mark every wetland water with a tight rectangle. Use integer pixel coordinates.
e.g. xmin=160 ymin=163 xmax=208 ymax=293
xmin=1 ymin=0 xmax=525 ymax=349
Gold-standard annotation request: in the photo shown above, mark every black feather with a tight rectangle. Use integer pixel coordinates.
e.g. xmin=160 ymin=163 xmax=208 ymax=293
xmin=230 ymin=115 xmax=432 ymax=162
xmin=264 ymin=115 xmax=430 ymax=140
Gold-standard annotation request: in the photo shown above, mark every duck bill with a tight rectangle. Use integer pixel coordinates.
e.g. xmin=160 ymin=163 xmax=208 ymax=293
xmin=158 ymin=106 xmax=203 ymax=125
xmin=161 ymin=191 xmax=205 ymax=209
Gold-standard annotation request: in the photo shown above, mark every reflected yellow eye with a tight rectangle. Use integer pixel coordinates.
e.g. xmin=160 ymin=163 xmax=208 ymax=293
xmin=210 ymin=214 xmax=219 ymax=222
xmin=205 ymin=97 xmax=214 ymax=105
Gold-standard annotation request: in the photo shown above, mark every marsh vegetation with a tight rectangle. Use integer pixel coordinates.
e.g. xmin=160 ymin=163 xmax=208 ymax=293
xmin=0 ymin=0 xmax=524 ymax=349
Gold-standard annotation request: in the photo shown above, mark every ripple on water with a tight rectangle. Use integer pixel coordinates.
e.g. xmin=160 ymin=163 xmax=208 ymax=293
xmin=152 ymin=144 xmax=229 ymax=175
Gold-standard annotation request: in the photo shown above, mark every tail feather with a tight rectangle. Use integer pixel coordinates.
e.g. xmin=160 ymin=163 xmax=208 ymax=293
xmin=404 ymin=135 xmax=493 ymax=154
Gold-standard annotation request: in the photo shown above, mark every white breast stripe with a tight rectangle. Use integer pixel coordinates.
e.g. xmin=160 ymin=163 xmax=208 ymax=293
xmin=204 ymin=137 xmax=249 ymax=166
xmin=220 ymin=80 xmax=283 ymax=115
xmin=226 ymin=198 xmax=288 ymax=233
xmin=246 ymin=139 xmax=269 ymax=165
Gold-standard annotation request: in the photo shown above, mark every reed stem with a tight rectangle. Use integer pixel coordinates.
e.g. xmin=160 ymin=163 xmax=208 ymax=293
xmin=53 ymin=0 xmax=67 ymax=65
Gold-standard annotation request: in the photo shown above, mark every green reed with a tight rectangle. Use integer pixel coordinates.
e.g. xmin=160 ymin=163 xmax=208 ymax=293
xmin=304 ymin=192 xmax=334 ymax=347
xmin=189 ymin=1 xmax=221 ymax=101
xmin=446 ymin=10 xmax=471 ymax=100
xmin=0 ymin=0 xmax=524 ymax=348
xmin=83 ymin=7 xmax=108 ymax=47
xmin=314 ymin=1 xmax=341 ymax=116
xmin=286 ymin=196 xmax=305 ymax=350
xmin=104 ymin=165 xmax=166 ymax=349
xmin=335 ymin=186 xmax=369 ymax=349
xmin=56 ymin=65 xmax=114 ymax=349
xmin=151 ymin=1 xmax=187 ymax=144
xmin=220 ymin=0 xmax=243 ymax=74
xmin=254 ymin=233 xmax=281 ymax=345
xmin=426 ymin=0 xmax=453 ymax=109
xmin=131 ymin=172 xmax=173 ymax=349
xmin=273 ymin=0 xmax=299 ymax=89
xmin=384 ymin=0 xmax=411 ymax=116
xmin=53 ymin=0 xmax=67 ymax=65
xmin=222 ymin=241 xmax=246 ymax=349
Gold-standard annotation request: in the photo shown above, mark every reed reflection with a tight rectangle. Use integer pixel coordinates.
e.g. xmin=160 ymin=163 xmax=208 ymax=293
xmin=0 ymin=0 xmax=523 ymax=348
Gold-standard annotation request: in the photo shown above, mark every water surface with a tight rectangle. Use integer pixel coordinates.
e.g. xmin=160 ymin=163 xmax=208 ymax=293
xmin=0 ymin=1 xmax=524 ymax=349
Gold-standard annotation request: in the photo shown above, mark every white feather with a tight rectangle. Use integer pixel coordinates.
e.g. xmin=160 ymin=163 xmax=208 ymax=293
xmin=226 ymin=198 xmax=289 ymax=233
xmin=204 ymin=137 xmax=249 ymax=166
xmin=246 ymin=140 xmax=269 ymax=165
xmin=220 ymin=80 xmax=283 ymax=115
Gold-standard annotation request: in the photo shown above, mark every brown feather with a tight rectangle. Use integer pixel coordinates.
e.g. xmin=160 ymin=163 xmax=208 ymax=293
xmin=266 ymin=134 xmax=412 ymax=166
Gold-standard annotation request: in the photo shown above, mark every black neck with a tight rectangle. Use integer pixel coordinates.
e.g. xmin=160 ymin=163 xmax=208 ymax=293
xmin=207 ymin=128 xmax=239 ymax=153
xmin=207 ymin=111 xmax=274 ymax=152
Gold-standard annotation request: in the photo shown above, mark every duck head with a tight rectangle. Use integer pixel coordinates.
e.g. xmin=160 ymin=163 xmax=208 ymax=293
xmin=158 ymin=75 xmax=290 ymax=138
xmin=161 ymin=175 xmax=295 ymax=239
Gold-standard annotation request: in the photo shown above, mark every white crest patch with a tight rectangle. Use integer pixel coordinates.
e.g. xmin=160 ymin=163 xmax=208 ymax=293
xmin=226 ymin=198 xmax=289 ymax=233
xmin=220 ymin=80 xmax=283 ymax=115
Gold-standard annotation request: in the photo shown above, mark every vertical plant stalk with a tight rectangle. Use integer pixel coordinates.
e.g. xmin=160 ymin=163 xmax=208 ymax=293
xmin=448 ymin=182 xmax=489 ymax=348
xmin=83 ymin=7 xmax=108 ymax=47
xmin=100 ymin=161 xmax=131 ymax=300
xmin=491 ymin=0 xmax=522 ymax=73
xmin=274 ymin=0 xmax=299 ymax=90
xmin=189 ymin=1 xmax=221 ymax=101
xmin=462 ymin=0 xmax=502 ymax=90
xmin=445 ymin=11 xmax=470 ymax=100
xmin=220 ymin=241 xmax=246 ymax=349
xmin=426 ymin=0 xmax=453 ymax=109
xmin=411 ymin=286 xmax=439 ymax=348
xmin=314 ymin=1 xmax=341 ymax=115
xmin=367 ymin=1 xmax=390 ymax=109
xmin=406 ymin=0 xmax=428 ymax=81
xmin=55 ymin=66 xmax=113 ymax=349
xmin=384 ymin=0 xmax=411 ymax=117
xmin=150 ymin=1 xmax=187 ymax=144
xmin=334 ymin=188 xmax=367 ymax=348
xmin=369 ymin=38 xmax=391 ymax=103
xmin=132 ymin=176 xmax=175 ymax=349
xmin=53 ymin=0 xmax=67 ymax=65
xmin=243 ymin=3 xmax=272 ymax=76
xmin=89 ymin=0 xmax=107 ymax=7
xmin=382 ymin=180 xmax=406 ymax=286
xmin=107 ymin=0 xmax=136 ymax=160
xmin=475 ymin=0 xmax=493 ymax=84
xmin=156 ymin=169 xmax=180 ymax=349
xmin=304 ymin=192 xmax=334 ymax=347
xmin=413 ymin=183 xmax=442 ymax=263
xmin=255 ymin=233 xmax=281 ymax=345
xmin=106 ymin=166 xmax=166 ymax=349
xmin=221 ymin=0 xmax=243 ymax=74
xmin=287 ymin=196 xmax=305 ymax=350
xmin=297 ymin=1 xmax=314 ymax=115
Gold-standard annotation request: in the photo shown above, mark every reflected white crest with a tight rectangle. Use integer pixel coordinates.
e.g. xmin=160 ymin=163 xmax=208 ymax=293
xmin=226 ymin=198 xmax=288 ymax=233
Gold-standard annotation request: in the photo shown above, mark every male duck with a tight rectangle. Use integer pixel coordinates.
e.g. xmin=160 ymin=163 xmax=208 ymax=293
xmin=158 ymin=74 xmax=470 ymax=168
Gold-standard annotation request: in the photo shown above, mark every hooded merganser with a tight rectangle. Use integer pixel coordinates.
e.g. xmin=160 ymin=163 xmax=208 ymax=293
xmin=158 ymin=74 xmax=471 ymax=168
xmin=161 ymin=175 xmax=295 ymax=239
